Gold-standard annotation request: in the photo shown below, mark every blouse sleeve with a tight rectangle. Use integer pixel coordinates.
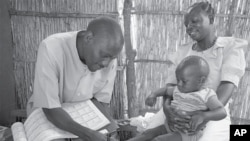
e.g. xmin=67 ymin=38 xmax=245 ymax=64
xmin=203 ymin=88 xmax=217 ymax=103
xmin=221 ymin=38 xmax=248 ymax=87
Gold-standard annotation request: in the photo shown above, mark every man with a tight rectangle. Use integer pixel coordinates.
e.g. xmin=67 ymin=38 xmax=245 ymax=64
xmin=27 ymin=17 xmax=124 ymax=141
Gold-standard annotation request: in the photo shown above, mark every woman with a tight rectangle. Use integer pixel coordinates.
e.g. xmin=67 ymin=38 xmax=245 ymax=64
xmin=130 ymin=1 xmax=247 ymax=141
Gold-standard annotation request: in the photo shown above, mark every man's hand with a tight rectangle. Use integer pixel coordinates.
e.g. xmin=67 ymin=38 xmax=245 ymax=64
xmin=74 ymin=131 xmax=118 ymax=141
xmin=145 ymin=94 xmax=157 ymax=107
xmin=87 ymin=131 xmax=108 ymax=141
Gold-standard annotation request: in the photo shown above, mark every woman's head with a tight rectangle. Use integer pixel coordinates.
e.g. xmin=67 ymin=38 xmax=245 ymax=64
xmin=184 ymin=2 xmax=215 ymax=41
xmin=175 ymin=56 xmax=210 ymax=93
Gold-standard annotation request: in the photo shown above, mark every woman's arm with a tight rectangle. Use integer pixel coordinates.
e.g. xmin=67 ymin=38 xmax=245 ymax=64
xmin=189 ymin=95 xmax=227 ymax=131
xmin=188 ymin=81 xmax=235 ymax=133
xmin=43 ymin=108 xmax=107 ymax=141
xmin=216 ymin=81 xmax=235 ymax=105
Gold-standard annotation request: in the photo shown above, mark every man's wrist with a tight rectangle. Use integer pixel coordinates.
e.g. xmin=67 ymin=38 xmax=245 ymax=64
xmin=79 ymin=129 xmax=96 ymax=139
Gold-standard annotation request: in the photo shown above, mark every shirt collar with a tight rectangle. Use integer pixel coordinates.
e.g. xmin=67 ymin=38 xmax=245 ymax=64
xmin=213 ymin=37 xmax=227 ymax=49
xmin=191 ymin=37 xmax=225 ymax=58
xmin=71 ymin=31 xmax=89 ymax=71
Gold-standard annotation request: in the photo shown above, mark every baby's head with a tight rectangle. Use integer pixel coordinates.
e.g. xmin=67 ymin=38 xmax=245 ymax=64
xmin=175 ymin=56 xmax=209 ymax=93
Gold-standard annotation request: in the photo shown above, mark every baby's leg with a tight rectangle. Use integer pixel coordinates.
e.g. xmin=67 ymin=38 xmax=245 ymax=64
xmin=152 ymin=132 xmax=182 ymax=141
xmin=127 ymin=125 xmax=167 ymax=141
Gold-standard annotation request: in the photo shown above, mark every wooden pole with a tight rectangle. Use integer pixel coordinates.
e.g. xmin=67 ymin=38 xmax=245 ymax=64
xmin=226 ymin=0 xmax=236 ymax=36
xmin=123 ymin=0 xmax=139 ymax=117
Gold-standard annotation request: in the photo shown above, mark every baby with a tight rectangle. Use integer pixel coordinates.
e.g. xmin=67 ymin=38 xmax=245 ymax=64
xmin=128 ymin=56 xmax=227 ymax=141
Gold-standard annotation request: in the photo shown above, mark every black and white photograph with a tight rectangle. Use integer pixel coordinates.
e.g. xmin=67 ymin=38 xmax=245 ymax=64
xmin=0 ymin=0 xmax=250 ymax=141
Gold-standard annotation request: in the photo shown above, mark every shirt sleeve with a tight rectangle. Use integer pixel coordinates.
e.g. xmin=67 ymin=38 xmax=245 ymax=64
xmin=94 ymin=59 xmax=117 ymax=103
xmin=203 ymin=88 xmax=217 ymax=103
xmin=33 ymin=41 xmax=61 ymax=109
xmin=221 ymin=38 xmax=247 ymax=87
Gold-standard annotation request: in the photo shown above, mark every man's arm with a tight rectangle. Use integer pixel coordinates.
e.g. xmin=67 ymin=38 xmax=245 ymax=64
xmin=43 ymin=108 xmax=107 ymax=141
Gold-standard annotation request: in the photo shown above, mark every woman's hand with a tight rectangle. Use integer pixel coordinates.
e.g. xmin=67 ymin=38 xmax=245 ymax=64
xmin=187 ymin=111 xmax=207 ymax=135
xmin=163 ymin=100 xmax=191 ymax=133
xmin=189 ymin=113 xmax=205 ymax=132
xmin=145 ymin=93 xmax=157 ymax=107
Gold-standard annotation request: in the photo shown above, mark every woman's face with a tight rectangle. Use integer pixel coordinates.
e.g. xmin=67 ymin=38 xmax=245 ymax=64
xmin=184 ymin=9 xmax=212 ymax=41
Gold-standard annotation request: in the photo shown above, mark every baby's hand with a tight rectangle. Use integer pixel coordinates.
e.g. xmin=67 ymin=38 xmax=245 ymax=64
xmin=189 ymin=113 xmax=205 ymax=132
xmin=145 ymin=94 xmax=157 ymax=107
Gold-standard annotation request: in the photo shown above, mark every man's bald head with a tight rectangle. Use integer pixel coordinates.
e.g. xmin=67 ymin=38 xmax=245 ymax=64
xmin=87 ymin=17 xmax=124 ymax=49
xmin=77 ymin=17 xmax=124 ymax=72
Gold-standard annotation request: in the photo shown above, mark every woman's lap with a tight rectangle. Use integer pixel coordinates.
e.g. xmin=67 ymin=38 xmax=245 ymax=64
xmin=146 ymin=108 xmax=166 ymax=129
xmin=147 ymin=107 xmax=230 ymax=141
xmin=152 ymin=132 xmax=181 ymax=141
xmin=199 ymin=116 xmax=230 ymax=141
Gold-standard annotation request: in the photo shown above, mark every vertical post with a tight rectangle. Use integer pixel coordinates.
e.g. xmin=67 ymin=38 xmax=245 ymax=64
xmin=0 ymin=0 xmax=15 ymax=125
xmin=123 ymin=0 xmax=139 ymax=117
xmin=226 ymin=0 xmax=236 ymax=36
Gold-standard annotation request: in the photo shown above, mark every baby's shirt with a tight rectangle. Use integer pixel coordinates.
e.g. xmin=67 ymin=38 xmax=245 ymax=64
xmin=171 ymin=87 xmax=217 ymax=112
xmin=166 ymin=87 xmax=217 ymax=133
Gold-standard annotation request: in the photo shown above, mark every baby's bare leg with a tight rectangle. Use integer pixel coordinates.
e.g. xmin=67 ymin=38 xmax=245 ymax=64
xmin=127 ymin=125 xmax=167 ymax=141
xmin=152 ymin=132 xmax=182 ymax=141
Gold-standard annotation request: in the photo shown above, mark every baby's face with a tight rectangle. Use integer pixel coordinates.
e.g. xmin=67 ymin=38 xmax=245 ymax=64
xmin=176 ymin=66 xmax=203 ymax=93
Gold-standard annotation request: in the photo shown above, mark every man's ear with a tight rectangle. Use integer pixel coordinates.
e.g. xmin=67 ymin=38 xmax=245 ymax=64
xmin=84 ymin=31 xmax=93 ymax=43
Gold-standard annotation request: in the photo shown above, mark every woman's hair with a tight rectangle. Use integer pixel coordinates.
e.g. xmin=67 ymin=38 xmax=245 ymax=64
xmin=189 ymin=1 xmax=215 ymax=24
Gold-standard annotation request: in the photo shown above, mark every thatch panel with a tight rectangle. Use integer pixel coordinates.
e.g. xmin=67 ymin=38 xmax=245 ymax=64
xmin=234 ymin=0 xmax=250 ymax=15
xmin=11 ymin=15 xmax=94 ymax=62
xmin=135 ymin=62 xmax=171 ymax=111
xmin=134 ymin=14 xmax=189 ymax=61
xmin=132 ymin=0 xmax=236 ymax=14
xmin=232 ymin=17 xmax=250 ymax=39
xmin=10 ymin=0 xmax=118 ymax=13
xmin=14 ymin=61 xmax=36 ymax=109
xmin=133 ymin=0 xmax=201 ymax=12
